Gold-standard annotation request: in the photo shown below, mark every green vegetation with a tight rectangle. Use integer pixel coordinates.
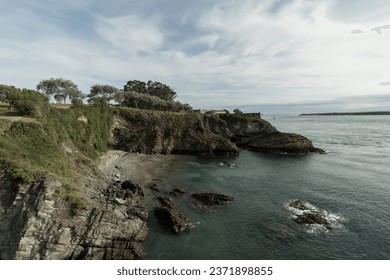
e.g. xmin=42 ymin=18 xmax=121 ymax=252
xmin=0 ymin=84 xmax=113 ymax=189
xmin=120 ymin=91 xmax=192 ymax=112
xmin=0 ymin=98 xmax=112 ymax=210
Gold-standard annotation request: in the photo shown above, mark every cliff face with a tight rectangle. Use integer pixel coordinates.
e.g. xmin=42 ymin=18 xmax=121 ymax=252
xmin=0 ymin=173 xmax=147 ymax=260
xmin=109 ymin=109 xmax=239 ymax=155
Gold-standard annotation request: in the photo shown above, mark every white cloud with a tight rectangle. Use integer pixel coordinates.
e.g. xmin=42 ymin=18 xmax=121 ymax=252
xmin=371 ymin=24 xmax=390 ymax=34
xmin=1 ymin=0 xmax=390 ymax=112
xmin=95 ymin=15 xmax=164 ymax=55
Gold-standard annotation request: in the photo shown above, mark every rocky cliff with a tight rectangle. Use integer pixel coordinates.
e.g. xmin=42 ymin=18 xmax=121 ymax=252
xmin=110 ymin=109 xmax=323 ymax=156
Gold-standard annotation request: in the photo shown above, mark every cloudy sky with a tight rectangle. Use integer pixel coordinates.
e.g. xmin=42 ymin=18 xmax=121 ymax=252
xmin=1 ymin=0 xmax=390 ymax=113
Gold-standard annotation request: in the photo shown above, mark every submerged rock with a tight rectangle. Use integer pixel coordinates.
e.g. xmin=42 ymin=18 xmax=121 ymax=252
xmin=191 ymin=192 xmax=234 ymax=212
xmin=192 ymin=192 xmax=234 ymax=206
xmin=218 ymin=162 xmax=240 ymax=168
xmin=154 ymin=197 xmax=192 ymax=233
xmin=169 ymin=187 xmax=187 ymax=197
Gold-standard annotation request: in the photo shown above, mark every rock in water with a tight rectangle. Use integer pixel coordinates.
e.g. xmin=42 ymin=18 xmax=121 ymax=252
xmin=192 ymin=192 xmax=234 ymax=206
xmin=286 ymin=199 xmax=345 ymax=234
xmin=154 ymin=197 xmax=192 ymax=233
xmin=245 ymin=132 xmax=325 ymax=155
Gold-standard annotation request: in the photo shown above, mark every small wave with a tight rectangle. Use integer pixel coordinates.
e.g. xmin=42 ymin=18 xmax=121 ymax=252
xmin=286 ymin=199 xmax=346 ymax=234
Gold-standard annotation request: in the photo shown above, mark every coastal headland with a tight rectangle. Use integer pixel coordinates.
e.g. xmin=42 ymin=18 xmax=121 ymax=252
xmin=0 ymin=81 xmax=324 ymax=259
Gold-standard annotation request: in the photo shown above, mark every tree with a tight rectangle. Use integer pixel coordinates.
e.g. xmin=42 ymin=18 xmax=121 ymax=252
xmin=233 ymin=108 xmax=243 ymax=114
xmin=146 ymin=80 xmax=177 ymax=101
xmin=87 ymin=84 xmax=120 ymax=104
xmin=7 ymin=88 xmax=49 ymax=116
xmin=124 ymin=80 xmax=147 ymax=94
xmin=0 ymin=84 xmax=19 ymax=103
xmin=36 ymin=78 xmax=82 ymax=104
xmin=124 ymin=80 xmax=177 ymax=101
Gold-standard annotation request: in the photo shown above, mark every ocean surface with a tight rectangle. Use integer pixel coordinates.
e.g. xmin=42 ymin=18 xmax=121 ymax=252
xmin=145 ymin=115 xmax=390 ymax=260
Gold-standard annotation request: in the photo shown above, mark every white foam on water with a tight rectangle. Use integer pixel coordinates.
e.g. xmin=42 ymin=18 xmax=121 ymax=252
xmin=286 ymin=199 xmax=346 ymax=235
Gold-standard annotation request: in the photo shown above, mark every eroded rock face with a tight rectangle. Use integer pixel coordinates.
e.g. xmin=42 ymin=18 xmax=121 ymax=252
xmin=154 ymin=197 xmax=192 ymax=233
xmin=110 ymin=114 xmax=239 ymax=156
xmin=0 ymin=175 xmax=148 ymax=260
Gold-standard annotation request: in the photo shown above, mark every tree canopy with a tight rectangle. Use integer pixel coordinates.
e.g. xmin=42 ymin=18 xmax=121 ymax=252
xmin=36 ymin=78 xmax=83 ymax=103
xmin=87 ymin=84 xmax=121 ymax=104
xmin=124 ymin=80 xmax=177 ymax=101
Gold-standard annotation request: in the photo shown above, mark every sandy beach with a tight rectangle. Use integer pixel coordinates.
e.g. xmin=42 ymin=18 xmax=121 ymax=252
xmin=98 ymin=150 xmax=188 ymax=188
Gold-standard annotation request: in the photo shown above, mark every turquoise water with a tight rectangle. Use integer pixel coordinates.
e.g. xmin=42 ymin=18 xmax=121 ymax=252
xmin=145 ymin=115 xmax=390 ymax=259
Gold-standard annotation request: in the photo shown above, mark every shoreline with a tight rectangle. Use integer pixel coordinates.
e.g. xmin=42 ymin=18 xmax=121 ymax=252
xmin=98 ymin=150 xmax=188 ymax=187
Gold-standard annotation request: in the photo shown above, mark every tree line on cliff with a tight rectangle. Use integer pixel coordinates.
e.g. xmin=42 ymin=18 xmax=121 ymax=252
xmin=0 ymin=78 xmax=192 ymax=116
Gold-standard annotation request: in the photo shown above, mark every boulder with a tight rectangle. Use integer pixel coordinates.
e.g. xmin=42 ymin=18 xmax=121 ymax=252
xmin=121 ymin=180 xmax=144 ymax=197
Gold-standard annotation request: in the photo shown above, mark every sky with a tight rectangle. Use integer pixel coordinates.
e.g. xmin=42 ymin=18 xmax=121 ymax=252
xmin=1 ymin=0 xmax=390 ymax=114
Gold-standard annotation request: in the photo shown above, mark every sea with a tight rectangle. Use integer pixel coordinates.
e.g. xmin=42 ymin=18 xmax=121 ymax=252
xmin=145 ymin=115 xmax=390 ymax=260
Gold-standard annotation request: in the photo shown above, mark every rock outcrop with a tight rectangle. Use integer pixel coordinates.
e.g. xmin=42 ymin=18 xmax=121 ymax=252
xmin=240 ymin=131 xmax=325 ymax=155
xmin=220 ymin=114 xmax=324 ymax=155
xmin=154 ymin=197 xmax=192 ymax=233
xmin=110 ymin=109 xmax=323 ymax=156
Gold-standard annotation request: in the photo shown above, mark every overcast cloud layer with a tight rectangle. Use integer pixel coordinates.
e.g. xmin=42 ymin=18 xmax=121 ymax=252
xmin=1 ymin=0 xmax=390 ymax=113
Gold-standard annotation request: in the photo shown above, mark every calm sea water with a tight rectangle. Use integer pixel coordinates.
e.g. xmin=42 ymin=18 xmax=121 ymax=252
xmin=145 ymin=115 xmax=390 ymax=260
